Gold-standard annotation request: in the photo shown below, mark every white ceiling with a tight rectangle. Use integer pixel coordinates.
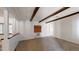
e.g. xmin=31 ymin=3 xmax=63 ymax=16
xmin=44 ymin=7 xmax=79 ymax=22
xmin=7 ymin=7 xmax=34 ymax=20
xmin=1 ymin=7 xmax=79 ymax=22
xmin=33 ymin=7 xmax=62 ymax=21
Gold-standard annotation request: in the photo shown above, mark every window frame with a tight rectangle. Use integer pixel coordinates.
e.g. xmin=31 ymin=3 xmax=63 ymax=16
xmin=0 ymin=23 xmax=13 ymax=35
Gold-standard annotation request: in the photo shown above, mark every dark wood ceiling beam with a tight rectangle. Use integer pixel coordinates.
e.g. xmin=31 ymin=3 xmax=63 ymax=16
xmin=39 ymin=7 xmax=70 ymax=23
xmin=30 ymin=7 xmax=40 ymax=21
xmin=46 ymin=11 xmax=79 ymax=23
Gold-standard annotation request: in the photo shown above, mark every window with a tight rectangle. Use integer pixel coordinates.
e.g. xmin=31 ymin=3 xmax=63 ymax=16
xmin=9 ymin=24 xmax=12 ymax=33
xmin=0 ymin=24 xmax=3 ymax=34
xmin=0 ymin=23 xmax=12 ymax=34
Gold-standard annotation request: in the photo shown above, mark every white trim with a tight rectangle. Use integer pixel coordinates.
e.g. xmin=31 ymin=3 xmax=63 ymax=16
xmin=2 ymin=8 xmax=9 ymax=51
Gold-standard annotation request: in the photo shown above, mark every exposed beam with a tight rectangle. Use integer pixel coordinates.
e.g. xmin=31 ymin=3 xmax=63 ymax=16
xmin=46 ymin=11 xmax=79 ymax=23
xmin=30 ymin=7 xmax=40 ymax=21
xmin=39 ymin=7 xmax=70 ymax=23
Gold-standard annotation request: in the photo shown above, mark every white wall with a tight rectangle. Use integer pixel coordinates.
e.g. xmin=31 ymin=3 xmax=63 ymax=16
xmin=53 ymin=14 xmax=79 ymax=44
xmin=40 ymin=22 xmax=54 ymax=37
xmin=9 ymin=34 xmax=24 ymax=51
xmin=17 ymin=19 xmax=54 ymax=39
xmin=17 ymin=19 xmax=54 ymax=40
xmin=15 ymin=19 xmax=19 ymax=33
xmin=18 ymin=20 xmax=36 ymax=40
xmin=0 ymin=8 xmax=23 ymax=51
xmin=53 ymin=20 xmax=61 ymax=38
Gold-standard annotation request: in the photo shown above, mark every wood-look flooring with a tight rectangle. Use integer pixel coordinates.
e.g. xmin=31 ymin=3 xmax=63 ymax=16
xmin=16 ymin=37 xmax=64 ymax=51
xmin=16 ymin=37 xmax=79 ymax=51
xmin=0 ymin=40 xmax=2 ymax=51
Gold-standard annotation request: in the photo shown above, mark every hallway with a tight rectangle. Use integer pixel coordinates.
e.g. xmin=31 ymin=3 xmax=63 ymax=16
xmin=0 ymin=7 xmax=79 ymax=51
